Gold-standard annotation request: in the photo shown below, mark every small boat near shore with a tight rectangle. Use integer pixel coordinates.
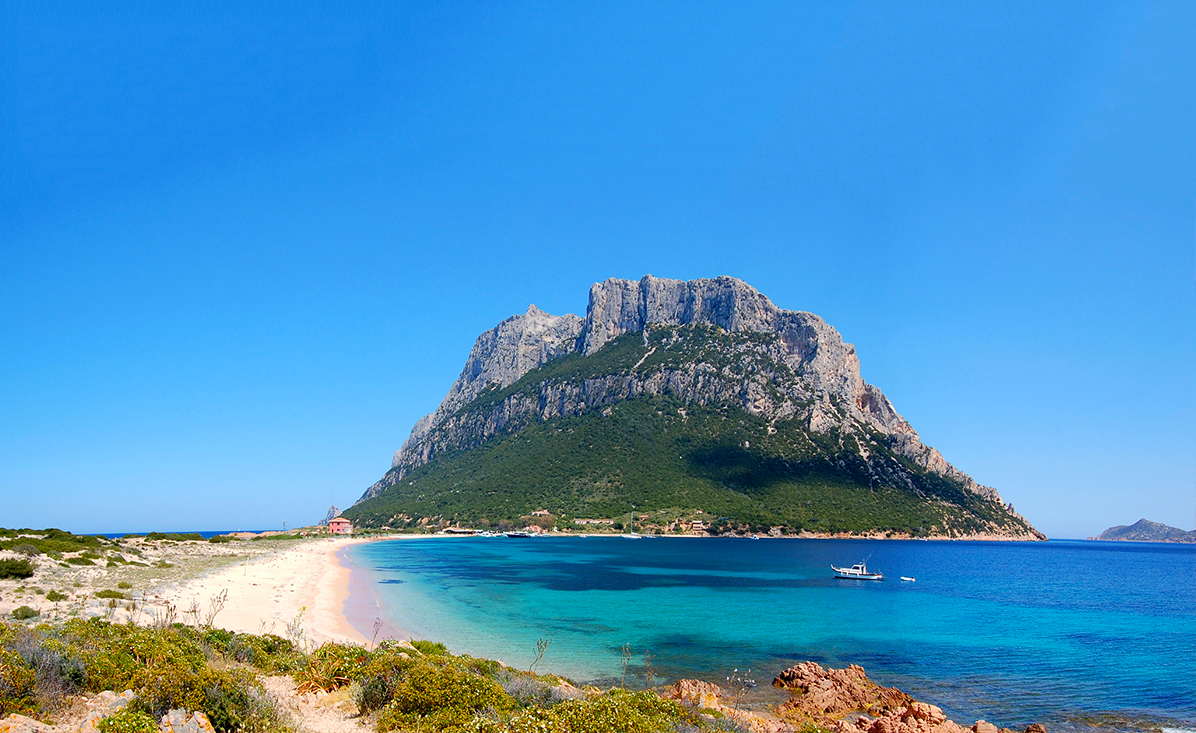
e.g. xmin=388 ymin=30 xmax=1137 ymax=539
xmin=504 ymin=531 xmax=532 ymax=538
xmin=901 ymin=576 xmax=916 ymax=582
xmin=832 ymin=561 xmax=884 ymax=580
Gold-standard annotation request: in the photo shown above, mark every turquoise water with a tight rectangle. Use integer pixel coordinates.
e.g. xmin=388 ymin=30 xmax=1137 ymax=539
xmin=347 ymin=537 xmax=1195 ymax=731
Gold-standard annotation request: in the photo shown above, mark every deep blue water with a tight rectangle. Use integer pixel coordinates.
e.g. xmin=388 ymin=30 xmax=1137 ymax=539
xmin=348 ymin=537 xmax=1195 ymax=732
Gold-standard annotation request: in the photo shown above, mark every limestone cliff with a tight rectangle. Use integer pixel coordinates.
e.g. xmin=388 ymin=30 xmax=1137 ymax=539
xmin=354 ymin=275 xmax=1037 ymax=538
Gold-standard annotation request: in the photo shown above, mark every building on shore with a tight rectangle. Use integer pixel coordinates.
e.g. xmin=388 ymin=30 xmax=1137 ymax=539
xmin=328 ymin=517 xmax=352 ymax=535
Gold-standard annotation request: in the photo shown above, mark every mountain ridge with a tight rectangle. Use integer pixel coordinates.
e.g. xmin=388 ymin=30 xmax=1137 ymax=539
xmin=350 ymin=275 xmax=1039 ymax=539
xmin=1091 ymin=518 xmax=1195 ymax=543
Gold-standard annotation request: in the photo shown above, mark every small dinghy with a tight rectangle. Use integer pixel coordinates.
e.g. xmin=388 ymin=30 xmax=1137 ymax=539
xmin=832 ymin=561 xmax=884 ymax=580
xmin=900 ymin=576 xmax=916 ymax=582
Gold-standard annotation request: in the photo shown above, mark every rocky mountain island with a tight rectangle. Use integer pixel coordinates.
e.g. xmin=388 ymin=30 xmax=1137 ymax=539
xmin=1091 ymin=518 xmax=1195 ymax=543
xmin=347 ymin=275 xmax=1041 ymax=539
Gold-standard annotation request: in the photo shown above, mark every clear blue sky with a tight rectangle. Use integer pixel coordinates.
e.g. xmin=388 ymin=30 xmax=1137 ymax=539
xmin=2 ymin=2 xmax=1192 ymax=538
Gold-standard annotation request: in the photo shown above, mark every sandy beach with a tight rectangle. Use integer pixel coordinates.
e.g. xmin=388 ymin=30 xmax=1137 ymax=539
xmin=0 ymin=533 xmax=387 ymax=649
xmin=159 ymin=537 xmax=371 ymax=646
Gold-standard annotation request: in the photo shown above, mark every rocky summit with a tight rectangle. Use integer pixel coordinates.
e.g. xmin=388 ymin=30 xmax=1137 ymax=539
xmin=348 ymin=275 xmax=1041 ymax=538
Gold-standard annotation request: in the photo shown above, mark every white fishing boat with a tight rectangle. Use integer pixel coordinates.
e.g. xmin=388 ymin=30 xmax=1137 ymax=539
xmin=831 ymin=561 xmax=884 ymax=580
xmin=901 ymin=576 xmax=916 ymax=582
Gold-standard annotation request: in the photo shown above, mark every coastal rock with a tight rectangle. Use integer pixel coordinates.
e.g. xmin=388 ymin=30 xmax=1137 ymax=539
xmin=772 ymin=663 xmax=1046 ymax=733
xmin=845 ymin=702 xmax=971 ymax=733
xmin=158 ymin=709 xmax=215 ymax=733
xmin=0 ymin=715 xmax=53 ymax=733
xmin=76 ymin=689 xmax=137 ymax=732
xmin=318 ymin=506 xmax=341 ymax=527
xmin=773 ymin=661 xmax=911 ymax=722
xmin=669 ymin=679 xmax=725 ymax=710
xmin=667 ymin=679 xmax=795 ymax=733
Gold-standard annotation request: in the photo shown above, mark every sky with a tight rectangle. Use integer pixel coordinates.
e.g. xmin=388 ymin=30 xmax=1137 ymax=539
xmin=1 ymin=2 xmax=1192 ymax=538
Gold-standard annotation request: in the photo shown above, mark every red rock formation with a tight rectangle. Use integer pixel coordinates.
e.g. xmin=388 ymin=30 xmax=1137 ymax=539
xmin=772 ymin=661 xmax=911 ymax=723
xmin=668 ymin=679 xmax=795 ymax=733
xmin=771 ymin=662 xmax=1045 ymax=733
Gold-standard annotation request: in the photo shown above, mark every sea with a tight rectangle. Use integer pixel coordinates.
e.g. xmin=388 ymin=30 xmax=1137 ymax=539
xmin=346 ymin=536 xmax=1195 ymax=733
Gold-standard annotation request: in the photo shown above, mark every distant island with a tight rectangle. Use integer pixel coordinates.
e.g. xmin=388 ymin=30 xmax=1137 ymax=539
xmin=1091 ymin=518 xmax=1196 ymax=543
xmin=348 ymin=275 xmax=1042 ymax=540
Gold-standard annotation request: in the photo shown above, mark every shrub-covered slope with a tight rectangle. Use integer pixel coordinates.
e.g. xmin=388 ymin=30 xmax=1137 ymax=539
xmin=348 ymin=325 xmax=1038 ymax=538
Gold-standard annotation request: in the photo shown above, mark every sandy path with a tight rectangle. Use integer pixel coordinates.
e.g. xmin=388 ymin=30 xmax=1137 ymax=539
xmin=159 ymin=537 xmax=369 ymax=646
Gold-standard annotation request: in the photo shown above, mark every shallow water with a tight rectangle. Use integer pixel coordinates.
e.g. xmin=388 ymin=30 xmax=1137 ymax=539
xmin=347 ymin=537 xmax=1195 ymax=731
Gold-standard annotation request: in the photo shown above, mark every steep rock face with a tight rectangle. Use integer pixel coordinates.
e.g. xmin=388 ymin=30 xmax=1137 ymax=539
xmin=391 ymin=304 xmax=583 ymax=470
xmin=359 ymin=275 xmax=1009 ymax=513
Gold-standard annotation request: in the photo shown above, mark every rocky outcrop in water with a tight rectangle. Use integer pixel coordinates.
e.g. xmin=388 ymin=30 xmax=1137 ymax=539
xmin=771 ymin=662 xmax=1043 ymax=733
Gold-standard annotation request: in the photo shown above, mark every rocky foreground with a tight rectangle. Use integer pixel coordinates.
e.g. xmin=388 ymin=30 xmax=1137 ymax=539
xmin=667 ymin=661 xmax=1045 ymax=733
xmin=2 ymin=657 xmax=1046 ymax=733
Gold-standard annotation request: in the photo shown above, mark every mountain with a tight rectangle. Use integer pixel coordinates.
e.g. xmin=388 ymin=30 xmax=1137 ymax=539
xmin=347 ymin=275 xmax=1042 ymax=539
xmin=317 ymin=505 xmax=341 ymax=526
xmin=1091 ymin=519 xmax=1196 ymax=543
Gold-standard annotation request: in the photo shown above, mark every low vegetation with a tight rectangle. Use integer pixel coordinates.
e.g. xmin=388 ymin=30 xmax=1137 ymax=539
xmin=0 ymin=620 xmax=736 ymax=733
xmin=0 ymin=559 xmax=34 ymax=580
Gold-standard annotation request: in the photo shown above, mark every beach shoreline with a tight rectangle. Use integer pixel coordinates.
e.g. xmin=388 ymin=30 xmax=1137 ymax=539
xmin=159 ymin=536 xmax=374 ymax=646
xmin=148 ymin=529 xmax=1043 ymax=648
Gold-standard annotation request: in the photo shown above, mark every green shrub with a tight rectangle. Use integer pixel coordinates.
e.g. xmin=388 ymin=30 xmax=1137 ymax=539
xmin=144 ymin=532 xmax=203 ymax=542
xmin=117 ymin=582 xmax=132 ymax=589
xmin=294 ymin=642 xmax=371 ymax=692
xmin=411 ymin=639 xmax=449 ymax=656
xmin=377 ymin=661 xmax=513 ymax=731
xmin=46 ymin=590 xmax=68 ymax=602
xmin=208 ymin=535 xmax=233 ymax=544
xmin=0 ymin=529 xmax=107 ymax=557
xmin=205 ymin=629 xmax=301 ymax=673
xmin=133 ymin=665 xmax=285 ymax=732
xmin=546 ymin=689 xmax=687 ymax=733
xmin=65 ymin=618 xmax=206 ymax=693
xmin=354 ymin=648 xmax=418 ymax=714
xmin=10 ymin=543 xmax=40 ymax=557
xmin=11 ymin=606 xmax=38 ymax=621
xmin=0 ymin=558 xmax=34 ymax=579
xmin=66 ymin=557 xmax=95 ymax=566
xmin=0 ymin=646 xmax=37 ymax=716
xmin=95 ymin=590 xmax=126 ymax=600
xmin=97 ymin=707 xmax=157 ymax=733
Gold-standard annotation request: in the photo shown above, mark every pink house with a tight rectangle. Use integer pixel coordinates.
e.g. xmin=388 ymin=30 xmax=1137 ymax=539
xmin=328 ymin=517 xmax=352 ymax=535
